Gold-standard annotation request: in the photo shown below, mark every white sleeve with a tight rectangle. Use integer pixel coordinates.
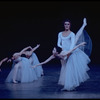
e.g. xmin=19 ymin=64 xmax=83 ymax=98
xmin=70 ymin=33 xmax=75 ymax=50
xmin=57 ymin=32 xmax=62 ymax=48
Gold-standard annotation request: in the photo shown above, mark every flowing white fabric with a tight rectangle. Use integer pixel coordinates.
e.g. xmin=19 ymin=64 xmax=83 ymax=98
xmin=75 ymin=30 xmax=92 ymax=57
xmin=5 ymin=57 xmax=38 ymax=83
xmin=29 ymin=53 xmax=44 ymax=78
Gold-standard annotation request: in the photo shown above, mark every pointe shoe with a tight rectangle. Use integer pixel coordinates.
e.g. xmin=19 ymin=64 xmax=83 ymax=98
xmin=41 ymin=73 xmax=44 ymax=76
xmin=83 ymin=18 xmax=87 ymax=27
xmin=13 ymin=80 xmax=18 ymax=84
xmin=61 ymin=88 xmax=67 ymax=91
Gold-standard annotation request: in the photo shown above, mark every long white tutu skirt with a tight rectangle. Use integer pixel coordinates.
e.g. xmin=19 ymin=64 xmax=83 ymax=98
xmin=58 ymin=48 xmax=90 ymax=91
xmin=32 ymin=53 xmax=43 ymax=78
xmin=5 ymin=57 xmax=38 ymax=83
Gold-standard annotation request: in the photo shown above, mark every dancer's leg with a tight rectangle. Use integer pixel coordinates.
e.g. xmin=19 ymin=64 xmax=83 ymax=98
xmin=12 ymin=63 xmax=19 ymax=83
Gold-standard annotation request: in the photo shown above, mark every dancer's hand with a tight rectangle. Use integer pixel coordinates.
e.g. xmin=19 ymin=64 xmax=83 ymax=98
xmin=36 ymin=44 xmax=40 ymax=48
xmin=78 ymin=42 xmax=86 ymax=47
xmin=67 ymin=52 xmax=72 ymax=58
xmin=7 ymin=59 xmax=12 ymax=63
xmin=32 ymin=65 xmax=37 ymax=68
xmin=2 ymin=57 xmax=8 ymax=62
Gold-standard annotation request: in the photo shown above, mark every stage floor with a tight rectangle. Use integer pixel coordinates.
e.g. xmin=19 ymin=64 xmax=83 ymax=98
xmin=0 ymin=63 xmax=100 ymax=99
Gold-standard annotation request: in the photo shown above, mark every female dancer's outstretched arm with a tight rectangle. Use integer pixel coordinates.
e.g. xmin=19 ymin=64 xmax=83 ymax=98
xmin=0 ymin=57 xmax=8 ymax=71
xmin=59 ymin=42 xmax=86 ymax=58
xmin=32 ymin=55 xmax=55 ymax=68
xmin=31 ymin=44 xmax=40 ymax=53
xmin=0 ymin=57 xmax=8 ymax=66
xmin=32 ymin=48 xmax=57 ymax=68
xmin=20 ymin=46 xmax=32 ymax=55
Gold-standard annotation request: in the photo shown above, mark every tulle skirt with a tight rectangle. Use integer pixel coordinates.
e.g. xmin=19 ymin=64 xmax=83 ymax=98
xmin=58 ymin=48 xmax=90 ymax=91
xmin=31 ymin=53 xmax=43 ymax=77
xmin=5 ymin=57 xmax=38 ymax=83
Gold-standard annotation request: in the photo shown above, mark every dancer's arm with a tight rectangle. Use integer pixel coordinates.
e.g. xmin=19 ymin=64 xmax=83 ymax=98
xmin=31 ymin=44 xmax=40 ymax=52
xmin=67 ymin=42 xmax=86 ymax=55
xmin=32 ymin=47 xmax=58 ymax=68
xmin=0 ymin=57 xmax=8 ymax=66
xmin=32 ymin=55 xmax=55 ymax=68
xmin=59 ymin=42 xmax=86 ymax=58
xmin=7 ymin=58 xmax=12 ymax=63
xmin=57 ymin=32 xmax=62 ymax=49
xmin=29 ymin=44 xmax=40 ymax=56
xmin=75 ymin=18 xmax=87 ymax=44
xmin=0 ymin=57 xmax=8 ymax=71
xmin=20 ymin=46 xmax=32 ymax=55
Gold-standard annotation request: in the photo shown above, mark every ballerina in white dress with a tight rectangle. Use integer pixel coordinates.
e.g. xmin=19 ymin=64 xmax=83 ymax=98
xmin=5 ymin=46 xmax=38 ymax=83
xmin=22 ymin=44 xmax=44 ymax=78
xmin=57 ymin=18 xmax=92 ymax=91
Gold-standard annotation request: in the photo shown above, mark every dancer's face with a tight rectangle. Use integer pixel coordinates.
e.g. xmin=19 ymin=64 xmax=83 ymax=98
xmin=24 ymin=51 xmax=31 ymax=58
xmin=12 ymin=53 xmax=20 ymax=60
xmin=64 ymin=21 xmax=71 ymax=31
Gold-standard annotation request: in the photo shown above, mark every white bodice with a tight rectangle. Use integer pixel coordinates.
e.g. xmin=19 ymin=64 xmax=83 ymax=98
xmin=57 ymin=31 xmax=75 ymax=51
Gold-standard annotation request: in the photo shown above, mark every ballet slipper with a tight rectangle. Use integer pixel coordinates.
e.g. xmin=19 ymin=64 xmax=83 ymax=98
xmin=13 ymin=80 xmax=18 ymax=84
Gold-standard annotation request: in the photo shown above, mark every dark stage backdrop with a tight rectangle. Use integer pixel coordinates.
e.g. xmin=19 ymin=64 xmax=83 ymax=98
xmin=0 ymin=1 xmax=99 ymax=65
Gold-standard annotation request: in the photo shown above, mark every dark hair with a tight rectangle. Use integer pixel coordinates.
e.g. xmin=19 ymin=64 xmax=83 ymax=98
xmin=56 ymin=46 xmax=62 ymax=53
xmin=64 ymin=19 xmax=71 ymax=26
